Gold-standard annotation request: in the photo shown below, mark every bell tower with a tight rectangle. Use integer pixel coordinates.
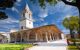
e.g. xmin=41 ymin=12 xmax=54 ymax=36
xmin=20 ymin=4 xmax=33 ymax=30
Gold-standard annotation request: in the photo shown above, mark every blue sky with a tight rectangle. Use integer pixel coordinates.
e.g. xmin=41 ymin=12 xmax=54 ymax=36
xmin=0 ymin=0 xmax=79 ymax=34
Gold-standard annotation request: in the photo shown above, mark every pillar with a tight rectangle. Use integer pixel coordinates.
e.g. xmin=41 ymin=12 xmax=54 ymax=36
xmin=25 ymin=34 xmax=27 ymax=42
xmin=46 ymin=32 xmax=48 ymax=42
xmin=24 ymin=33 xmax=26 ymax=42
xmin=52 ymin=33 xmax=54 ymax=40
xmin=35 ymin=33 xmax=38 ymax=41
xmin=27 ymin=33 xmax=29 ymax=41
xmin=49 ymin=34 xmax=52 ymax=41
xmin=20 ymin=32 xmax=23 ymax=43
xmin=61 ymin=33 xmax=65 ymax=39
xmin=15 ymin=33 xmax=17 ymax=43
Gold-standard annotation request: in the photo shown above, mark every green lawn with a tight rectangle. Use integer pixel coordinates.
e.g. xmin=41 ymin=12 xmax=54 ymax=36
xmin=0 ymin=44 xmax=33 ymax=50
xmin=67 ymin=39 xmax=80 ymax=50
xmin=67 ymin=45 xmax=79 ymax=50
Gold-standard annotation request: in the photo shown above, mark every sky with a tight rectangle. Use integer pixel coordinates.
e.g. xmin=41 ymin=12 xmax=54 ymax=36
xmin=0 ymin=0 xmax=79 ymax=34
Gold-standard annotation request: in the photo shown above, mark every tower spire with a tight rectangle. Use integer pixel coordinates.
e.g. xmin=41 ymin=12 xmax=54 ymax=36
xmin=20 ymin=4 xmax=33 ymax=30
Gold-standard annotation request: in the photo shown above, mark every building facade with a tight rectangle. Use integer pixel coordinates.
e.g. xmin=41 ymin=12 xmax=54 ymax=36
xmin=10 ymin=25 xmax=62 ymax=43
xmin=10 ymin=4 xmax=64 ymax=43
xmin=0 ymin=33 xmax=8 ymax=43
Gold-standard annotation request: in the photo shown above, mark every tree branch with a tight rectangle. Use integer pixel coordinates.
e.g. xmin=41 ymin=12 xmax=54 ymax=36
xmin=62 ymin=0 xmax=76 ymax=6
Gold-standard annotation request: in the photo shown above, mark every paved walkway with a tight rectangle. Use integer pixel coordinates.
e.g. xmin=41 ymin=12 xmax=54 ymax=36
xmin=25 ymin=39 xmax=68 ymax=50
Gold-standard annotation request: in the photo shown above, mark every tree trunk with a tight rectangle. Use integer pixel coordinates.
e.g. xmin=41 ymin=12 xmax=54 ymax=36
xmin=70 ymin=29 xmax=76 ymax=45
xmin=70 ymin=29 xmax=74 ymax=38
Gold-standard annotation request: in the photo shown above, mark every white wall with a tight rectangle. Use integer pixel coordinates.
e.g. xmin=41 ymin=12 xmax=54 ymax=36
xmin=26 ymin=19 xmax=33 ymax=28
xmin=61 ymin=33 xmax=65 ymax=39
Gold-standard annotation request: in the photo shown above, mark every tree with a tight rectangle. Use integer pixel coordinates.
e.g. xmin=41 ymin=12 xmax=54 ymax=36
xmin=63 ymin=16 xmax=79 ymax=45
xmin=61 ymin=0 xmax=80 ymax=38
xmin=0 ymin=12 xmax=8 ymax=20
xmin=0 ymin=0 xmax=16 ymax=9
xmin=0 ymin=0 xmax=16 ymax=20
xmin=63 ymin=16 xmax=79 ymax=38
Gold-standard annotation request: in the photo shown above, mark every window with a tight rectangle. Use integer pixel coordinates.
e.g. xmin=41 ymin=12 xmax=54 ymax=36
xmin=29 ymin=22 xmax=31 ymax=24
xmin=25 ymin=9 xmax=28 ymax=13
xmin=29 ymin=14 xmax=30 ymax=18
xmin=23 ymin=13 xmax=25 ymax=17
xmin=21 ymin=26 xmax=23 ymax=29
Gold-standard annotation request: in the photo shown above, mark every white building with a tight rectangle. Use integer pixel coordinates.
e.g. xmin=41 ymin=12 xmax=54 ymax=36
xmin=20 ymin=4 xmax=33 ymax=30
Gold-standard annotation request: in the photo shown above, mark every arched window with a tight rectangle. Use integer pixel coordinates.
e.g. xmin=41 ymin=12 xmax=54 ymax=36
xmin=29 ymin=14 xmax=31 ymax=19
xmin=23 ymin=12 xmax=25 ymax=18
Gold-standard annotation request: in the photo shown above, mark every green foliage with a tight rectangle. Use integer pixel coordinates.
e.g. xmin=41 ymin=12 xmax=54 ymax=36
xmin=72 ymin=0 xmax=76 ymax=3
xmin=30 ymin=0 xmax=57 ymax=7
xmin=63 ymin=16 xmax=79 ymax=31
xmin=0 ymin=0 xmax=16 ymax=8
xmin=0 ymin=12 xmax=8 ymax=20
xmin=46 ymin=0 xmax=57 ymax=5
xmin=30 ymin=0 xmax=77 ymax=7
xmin=39 ymin=0 xmax=45 ymax=7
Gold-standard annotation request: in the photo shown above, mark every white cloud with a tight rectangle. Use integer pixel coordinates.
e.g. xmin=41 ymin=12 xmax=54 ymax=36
xmin=0 ymin=18 xmax=19 ymax=24
xmin=40 ymin=18 xmax=44 ymax=21
xmin=62 ymin=29 xmax=70 ymax=34
xmin=62 ymin=15 xmax=71 ymax=20
xmin=12 ymin=7 xmax=19 ymax=13
xmin=43 ymin=23 xmax=48 ymax=25
xmin=66 ymin=0 xmax=73 ymax=2
xmin=40 ymin=22 xmax=48 ymax=26
xmin=39 ymin=9 xmax=48 ymax=18
xmin=65 ymin=15 xmax=71 ymax=18
xmin=0 ymin=17 xmax=19 ymax=32
xmin=17 ymin=0 xmax=22 ymax=2
xmin=33 ymin=17 xmax=45 ymax=22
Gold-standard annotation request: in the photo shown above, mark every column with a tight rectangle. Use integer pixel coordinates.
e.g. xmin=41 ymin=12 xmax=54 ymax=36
xmin=27 ymin=33 xmax=29 ymax=41
xmin=46 ymin=32 xmax=48 ymax=42
xmin=15 ymin=33 xmax=17 ymax=43
xmin=52 ymin=33 xmax=54 ymax=40
xmin=20 ymin=32 xmax=23 ymax=43
xmin=61 ymin=33 xmax=64 ymax=39
xmin=53 ymin=36 xmax=54 ymax=40
xmin=49 ymin=34 xmax=52 ymax=41
xmin=24 ymin=33 xmax=26 ymax=42
xmin=35 ymin=33 xmax=38 ymax=41
xmin=25 ymin=34 xmax=27 ymax=42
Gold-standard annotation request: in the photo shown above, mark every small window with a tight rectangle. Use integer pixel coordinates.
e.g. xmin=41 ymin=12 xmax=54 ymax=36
xmin=26 ymin=9 xmax=28 ymax=13
xmin=21 ymin=26 xmax=23 ymax=29
xmin=29 ymin=14 xmax=30 ymax=18
xmin=29 ymin=22 xmax=31 ymax=24
xmin=23 ymin=13 xmax=25 ymax=17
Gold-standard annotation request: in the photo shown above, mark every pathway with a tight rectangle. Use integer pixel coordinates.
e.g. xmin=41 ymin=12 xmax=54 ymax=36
xmin=25 ymin=39 xmax=68 ymax=50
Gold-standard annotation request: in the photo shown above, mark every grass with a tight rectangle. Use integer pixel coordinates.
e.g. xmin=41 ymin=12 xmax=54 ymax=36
xmin=67 ymin=39 xmax=80 ymax=50
xmin=67 ymin=45 xmax=79 ymax=50
xmin=0 ymin=43 xmax=33 ymax=50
